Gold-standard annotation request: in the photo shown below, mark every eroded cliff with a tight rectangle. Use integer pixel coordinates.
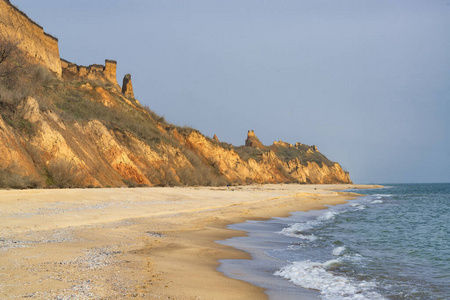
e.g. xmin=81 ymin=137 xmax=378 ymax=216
xmin=0 ymin=0 xmax=61 ymax=76
xmin=0 ymin=1 xmax=351 ymax=188
xmin=0 ymin=83 xmax=351 ymax=187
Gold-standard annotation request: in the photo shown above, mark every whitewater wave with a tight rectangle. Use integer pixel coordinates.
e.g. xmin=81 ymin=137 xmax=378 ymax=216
xmin=332 ymin=246 xmax=346 ymax=256
xmin=275 ymin=260 xmax=385 ymax=300
xmin=372 ymin=194 xmax=392 ymax=198
xmin=279 ymin=210 xmax=344 ymax=239
xmin=319 ymin=211 xmax=340 ymax=220
xmin=278 ymin=219 xmax=320 ymax=239
xmin=349 ymin=203 xmax=367 ymax=210
xmin=371 ymin=200 xmax=383 ymax=204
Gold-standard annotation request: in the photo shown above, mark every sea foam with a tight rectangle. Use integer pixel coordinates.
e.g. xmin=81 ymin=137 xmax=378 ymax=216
xmin=371 ymin=200 xmax=383 ymax=204
xmin=278 ymin=220 xmax=319 ymax=239
xmin=349 ymin=203 xmax=366 ymax=210
xmin=275 ymin=260 xmax=385 ymax=300
xmin=279 ymin=210 xmax=342 ymax=239
xmin=319 ymin=211 xmax=339 ymax=220
xmin=332 ymin=246 xmax=346 ymax=256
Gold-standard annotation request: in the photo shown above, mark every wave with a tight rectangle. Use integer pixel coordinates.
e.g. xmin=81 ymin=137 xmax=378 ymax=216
xmin=275 ymin=198 xmax=389 ymax=299
xmin=349 ymin=203 xmax=367 ymax=210
xmin=274 ymin=260 xmax=385 ymax=300
xmin=319 ymin=211 xmax=340 ymax=220
xmin=332 ymin=246 xmax=346 ymax=256
xmin=221 ymin=184 xmax=449 ymax=300
xmin=279 ymin=209 xmax=344 ymax=239
xmin=372 ymin=194 xmax=392 ymax=198
xmin=278 ymin=219 xmax=320 ymax=239
xmin=292 ymin=234 xmax=317 ymax=241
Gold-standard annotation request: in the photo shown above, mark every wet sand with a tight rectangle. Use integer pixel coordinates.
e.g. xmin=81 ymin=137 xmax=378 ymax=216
xmin=0 ymin=184 xmax=381 ymax=299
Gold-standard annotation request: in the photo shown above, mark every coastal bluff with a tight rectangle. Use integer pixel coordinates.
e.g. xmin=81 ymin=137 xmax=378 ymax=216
xmin=0 ymin=1 xmax=351 ymax=188
xmin=0 ymin=0 xmax=131 ymax=92
xmin=0 ymin=0 xmax=61 ymax=75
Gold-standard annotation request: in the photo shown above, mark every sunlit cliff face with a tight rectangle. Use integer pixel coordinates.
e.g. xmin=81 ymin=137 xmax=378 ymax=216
xmin=0 ymin=0 xmax=61 ymax=76
xmin=0 ymin=0 xmax=351 ymax=188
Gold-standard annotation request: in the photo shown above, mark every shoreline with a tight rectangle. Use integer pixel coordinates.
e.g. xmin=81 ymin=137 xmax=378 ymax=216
xmin=0 ymin=184 xmax=381 ymax=299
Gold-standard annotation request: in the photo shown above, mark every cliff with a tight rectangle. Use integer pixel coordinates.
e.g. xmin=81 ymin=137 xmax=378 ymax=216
xmin=61 ymin=59 xmax=120 ymax=87
xmin=0 ymin=0 xmax=61 ymax=76
xmin=0 ymin=88 xmax=352 ymax=187
xmin=0 ymin=2 xmax=352 ymax=188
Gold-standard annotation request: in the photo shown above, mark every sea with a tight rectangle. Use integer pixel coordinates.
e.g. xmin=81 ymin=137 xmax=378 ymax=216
xmin=218 ymin=183 xmax=450 ymax=300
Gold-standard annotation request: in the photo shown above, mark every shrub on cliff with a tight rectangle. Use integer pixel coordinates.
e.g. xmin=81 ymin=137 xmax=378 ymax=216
xmin=143 ymin=105 xmax=167 ymax=124
xmin=45 ymin=160 xmax=85 ymax=188
xmin=0 ymin=165 xmax=40 ymax=189
xmin=0 ymin=40 xmax=27 ymax=105
xmin=0 ymin=37 xmax=54 ymax=108
xmin=0 ymin=38 xmax=22 ymax=81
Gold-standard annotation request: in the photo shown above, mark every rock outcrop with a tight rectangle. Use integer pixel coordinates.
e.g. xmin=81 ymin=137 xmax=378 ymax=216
xmin=61 ymin=59 xmax=119 ymax=86
xmin=104 ymin=60 xmax=118 ymax=84
xmin=245 ymin=130 xmax=265 ymax=148
xmin=122 ymin=74 xmax=134 ymax=98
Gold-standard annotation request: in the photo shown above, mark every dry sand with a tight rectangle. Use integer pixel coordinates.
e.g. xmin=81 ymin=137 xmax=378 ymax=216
xmin=0 ymin=184 xmax=381 ymax=299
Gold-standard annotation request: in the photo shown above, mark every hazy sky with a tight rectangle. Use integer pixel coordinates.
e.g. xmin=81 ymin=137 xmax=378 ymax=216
xmin=12 ymin=0 xmax=450 ymax=184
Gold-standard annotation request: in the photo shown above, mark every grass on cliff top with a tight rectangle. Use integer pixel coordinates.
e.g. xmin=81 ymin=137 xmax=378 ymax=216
xmin=48 ymin=75 xmax=201 ymax=149
xmin=272 ymin=144 xmax=335 ymax=167
xmin=47 ymin=79 xmax=177 ymax=149
xmin=234 ymin=146 xmax=266 ymax=162
xmin=233 ymin=142 xmax=335 ymax=167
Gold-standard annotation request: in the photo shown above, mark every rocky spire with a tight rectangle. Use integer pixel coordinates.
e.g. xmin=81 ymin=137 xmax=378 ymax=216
xmin=104 ymin=59 xmax=118 ymax=85
xmin=122 ymin=74 xmax=134 ymax=98
xmin=245 ymin=130 xmax=265 ymax=148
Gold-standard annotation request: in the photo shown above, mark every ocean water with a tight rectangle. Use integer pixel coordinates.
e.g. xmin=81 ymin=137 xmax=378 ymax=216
xmin=218 ymin=183 xmax=450 ymax=299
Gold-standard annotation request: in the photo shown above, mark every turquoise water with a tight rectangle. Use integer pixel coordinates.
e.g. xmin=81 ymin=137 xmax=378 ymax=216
xmin=219 ymin=183 xmax=450 ymax=299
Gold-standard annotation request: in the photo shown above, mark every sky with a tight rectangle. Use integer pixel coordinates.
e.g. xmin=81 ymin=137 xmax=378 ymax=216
xmin=12 ymin=0 xmax=450 ymax=184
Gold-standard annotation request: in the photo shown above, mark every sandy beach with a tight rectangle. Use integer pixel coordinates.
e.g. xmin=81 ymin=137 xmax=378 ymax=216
xmin=0 ymin=184 xmax=380 ymax=299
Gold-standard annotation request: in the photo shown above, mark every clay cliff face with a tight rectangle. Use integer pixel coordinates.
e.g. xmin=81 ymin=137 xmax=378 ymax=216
xmin=0 ymin=2 xmax=352 ymax=188
xmin=0 ymin=94 xmax=352 ymax=187
xmin=0 ymin=0 xmax=61 ymax=76
xmin=184 ymin=131 xmax=351 ymax=184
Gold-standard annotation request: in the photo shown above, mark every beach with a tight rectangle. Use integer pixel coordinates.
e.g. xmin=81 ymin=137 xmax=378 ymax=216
xmin=0 ymin=184 xmax=379 ymax=299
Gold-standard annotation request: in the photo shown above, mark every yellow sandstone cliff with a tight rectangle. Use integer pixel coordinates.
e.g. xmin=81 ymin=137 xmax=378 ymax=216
xmin=0 ymin=0 xmax=351 ymax=188
xmin=0 ymin=0 xmax=61 ymax=76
